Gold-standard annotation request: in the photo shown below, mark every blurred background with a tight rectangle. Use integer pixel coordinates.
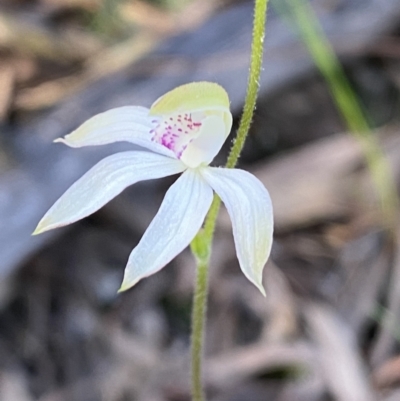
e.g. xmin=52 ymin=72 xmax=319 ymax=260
xmin=1 ymin=0 xmax=400 ymax=400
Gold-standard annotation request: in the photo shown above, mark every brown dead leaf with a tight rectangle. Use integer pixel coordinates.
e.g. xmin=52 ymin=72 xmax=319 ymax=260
xmin=0 ymin=63 xmax=15 ymax=121
xmin=41 ymin=0 xmax=99 ymax=10
xmin=15 ymin=31 xmax=159 ymax=111
xmin=0 ymin=11 xmax=103 ymax=61
xmin=305 ymin=303 xmax=376 ymax=401
xmin=370 ymin=227 xmax=400 ymax=367
xmin=263 ymin=262 xmax=298 ymax=341
xmin=206 ymin=341 xmax=315 ymax=389
xmin=373 ymin=355 xmax=400 ymax=389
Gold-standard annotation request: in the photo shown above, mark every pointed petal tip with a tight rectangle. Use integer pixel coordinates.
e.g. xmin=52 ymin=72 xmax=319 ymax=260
xmin=117 ymin=283 xmax=129 ymax=293
xmin=32 ymin=218 xmax=69 ymax=236
xmin=118 ymin=278 xmax=139 ymax=293
xmin=32 ymin=220 xmax=48 ymax=236
xmin=32 ymin=227 xmax=43 ymax=236
xmin=251 ymin=276 xmax=266 ymax=296
xmin=258 ymin=284 xmax=266 ymax=297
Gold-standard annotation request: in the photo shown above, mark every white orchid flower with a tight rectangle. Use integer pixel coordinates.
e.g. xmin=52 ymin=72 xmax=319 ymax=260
xmin=33 ymin=82 xmax=273 ymax=294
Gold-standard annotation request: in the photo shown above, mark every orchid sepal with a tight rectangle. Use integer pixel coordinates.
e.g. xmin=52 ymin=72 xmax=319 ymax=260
xmin=200 ymin=167 xmax=274 ymax=295
xmin=33 ymin=151 xmax=185 ymax=235
xmin=118 ymin=169 xmax=213 ymax=292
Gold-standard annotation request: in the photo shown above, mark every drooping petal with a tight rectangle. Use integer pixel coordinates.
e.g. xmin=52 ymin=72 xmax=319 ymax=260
xmin=150 ymin=82 xmax=233 ymax=167
xmin=119 ymin=169 xmax=213 ymax=291
xmin=54 ymin=106 xmax=175 ymax=158
xmin=33 ymin=151 xmax=186 ymax=234
xmin=201 ymin=167 xmax=274 ymax=295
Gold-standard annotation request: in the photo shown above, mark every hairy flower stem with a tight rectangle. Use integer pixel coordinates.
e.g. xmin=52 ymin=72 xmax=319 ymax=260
xmin=190 ymin=257 xmax=210 ymax=401
xmin=190 ymin=0 xmax=269 ymax=399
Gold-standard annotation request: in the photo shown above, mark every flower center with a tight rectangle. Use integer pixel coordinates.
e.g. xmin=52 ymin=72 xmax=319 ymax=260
xmin=150 ymin=112 xmax=204 ymax=158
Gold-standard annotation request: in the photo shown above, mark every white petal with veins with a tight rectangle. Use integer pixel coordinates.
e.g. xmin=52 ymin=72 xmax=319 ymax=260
xmin=119 ymin=169 xmax=213 ymax=291
xmin=34 ymin=151 xmax=186 ymax=234
xmin=54 ymin=106 xmax=176 ymax=158
xmin=201 ymin=167 xmax=273 ymax=295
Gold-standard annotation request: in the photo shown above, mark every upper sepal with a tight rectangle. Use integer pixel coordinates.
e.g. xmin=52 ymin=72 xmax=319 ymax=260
xmin=150 ymin=82 xmax=230 ymax=116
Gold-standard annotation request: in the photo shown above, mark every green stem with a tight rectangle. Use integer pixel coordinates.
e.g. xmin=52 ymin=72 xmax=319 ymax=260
xmin=190 ymin=258 xmax=209 ymax=401
xmin=190 ymin=0 xmax=269 ymax=399
xmin=226 ymin=0 xmax=269 ymax=169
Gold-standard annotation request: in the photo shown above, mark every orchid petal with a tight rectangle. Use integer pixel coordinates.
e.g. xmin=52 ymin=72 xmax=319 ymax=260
xmin=201 ymin=167 xmax=273 ymax=295
xmin=119 ymin=169 xmax=213 ymax=291
xmin=180 ymin=114 xmax=230 ymax=168
xmin=54 ymin=106 xmax=175 ymax=158
xmin=33 ymin=151 xmax=185 ymax=234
